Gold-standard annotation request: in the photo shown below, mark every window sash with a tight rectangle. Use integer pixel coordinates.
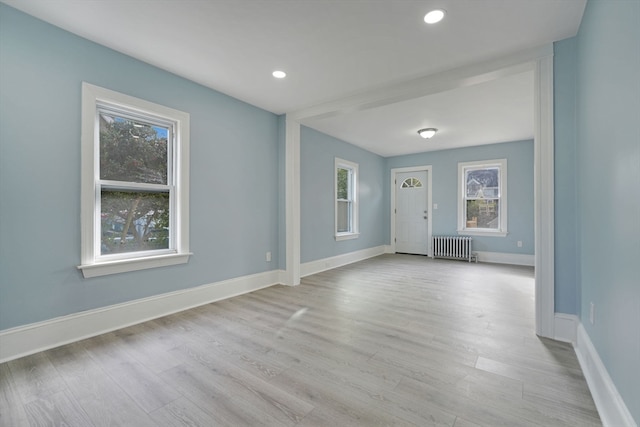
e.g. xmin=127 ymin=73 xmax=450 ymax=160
xmin=95 ymin=105 xmax=178 ymax=261
xmin=97 ymin=185 xmax=175 ymax=260
xmin=464 ymin=166 xmax=501 ymax=231
xmin=97 ymin=105 xmax=175 ymax=186
xmin=336 ymin=167 xmax=352 ymax=200
xmin=335 ymin=158 xmax=358 ymax=238
xmin=465 ymin=198 xmax=500 ymax=230
xmin=457 ymin=159 xmax=507 ymax=236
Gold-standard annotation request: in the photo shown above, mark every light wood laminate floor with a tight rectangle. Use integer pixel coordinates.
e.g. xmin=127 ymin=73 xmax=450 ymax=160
xmin=1 ymin=255 xmax=600 ymax=426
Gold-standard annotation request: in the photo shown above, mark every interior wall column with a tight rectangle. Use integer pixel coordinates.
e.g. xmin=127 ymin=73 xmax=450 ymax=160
xmin=534 ymin=53 xmax=555 ymax=338
xmin=284 ymin=114 xmax=301 ymax=286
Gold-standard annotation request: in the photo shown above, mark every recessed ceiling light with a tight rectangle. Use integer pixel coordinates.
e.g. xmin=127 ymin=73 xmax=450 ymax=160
xmin=272 ymin=70 xmax=287 ymax=79
xmin=424 ymin=9 xmax=445 ymax=24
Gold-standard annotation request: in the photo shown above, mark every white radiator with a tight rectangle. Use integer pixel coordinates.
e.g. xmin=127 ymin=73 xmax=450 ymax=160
xmin=432 ymin=236 xmax=476 ymax=262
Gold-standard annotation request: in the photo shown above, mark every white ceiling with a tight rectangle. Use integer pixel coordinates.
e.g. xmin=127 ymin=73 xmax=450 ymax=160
xmin=3 ymin=0 xmax=586 ymax=157
xmin=304 ymin=70 xmax=535 ymax=156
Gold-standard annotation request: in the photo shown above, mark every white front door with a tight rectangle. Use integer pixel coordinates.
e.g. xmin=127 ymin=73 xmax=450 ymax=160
xmin=395 ymin=170 xmax=429 ymax=255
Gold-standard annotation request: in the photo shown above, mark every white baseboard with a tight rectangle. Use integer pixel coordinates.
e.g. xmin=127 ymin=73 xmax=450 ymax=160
xmin=0 ymin=269 xmax=284 ymax=364
xmin=575 ymin=322 xmax=637 ymax=427
xmin=384 ymin=245 xmax=394 ymax=254
xmin=475 ymin=251 xmax=535 ymax=266
xmin=276 ymin=269 xmax=288 ymax=286
xmin=553 ymin=313 xmax=578 ymax=343
xmin=301 ymin=245 xmax=386 ymax=277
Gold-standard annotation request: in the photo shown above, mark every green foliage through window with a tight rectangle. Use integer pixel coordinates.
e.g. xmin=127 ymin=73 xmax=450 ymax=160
xmin=101 ymin=190 xmax=169 ymax=254
xmin=98 ymin=110 xmax=172 ymax=255
xmin=335 ymin=160 xmax=357 ymax=236
xmin=99 ymin=113 xmax=168 ymax=184
xmin=337 ymin=168 xmax=349 ymax=199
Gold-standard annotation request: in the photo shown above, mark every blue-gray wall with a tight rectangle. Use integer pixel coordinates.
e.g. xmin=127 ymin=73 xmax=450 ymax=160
xmin=386 ymin=140 xmax=535 ymax=255
xmin=554 ymin=37 xmax=581 ymax=315
xmin=0 ymin=5 xmax=281 ymax=330
xmin=300 ymin=126 xmax=387 ymax=263
xmin=3 ymin=6 xmax=638 ymax=421
xmin=573 ymin=0 xmax=640 ymax=421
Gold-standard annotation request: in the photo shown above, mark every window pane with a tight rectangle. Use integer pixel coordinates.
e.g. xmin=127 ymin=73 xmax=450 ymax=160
xmin=337 ymin=168 xmax=349 ymax=199
xmin=466 ymin=199 xmax=499 ymax=229
xmin=466 ymin=167 xmax=499 ymax=198
xmin=337 ymin=200 xmax=351 ymax=233
xmin=401 ymin=178 xmax=422 ymax=188
xmin=101 ymin=190 xmax=170 ymax=254
xmin=99 ymin=112 xmax=169 ymax=184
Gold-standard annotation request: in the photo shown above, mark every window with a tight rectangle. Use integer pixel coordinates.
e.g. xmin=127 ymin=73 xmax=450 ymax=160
xmin=335 ymin=158 xmax=359 ymax=240
xmin=79 ymin=83 xmax=191 ymax=278
xmin=457 ymin=159 xmax=507 ymax=236
xmin=401 ymin=177 xmax=423 ymax=188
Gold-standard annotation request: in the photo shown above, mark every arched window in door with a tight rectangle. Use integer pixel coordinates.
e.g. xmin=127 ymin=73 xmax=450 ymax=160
xmin=401 ymin=177 xmax=423 ymax=188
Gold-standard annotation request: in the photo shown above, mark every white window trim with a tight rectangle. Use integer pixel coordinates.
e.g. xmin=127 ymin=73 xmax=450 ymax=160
xmin=78 ymin=82 xmax=191 ymax=278
xmin=457 ymin=159 xmax=508 ymax=237
xmin=335 ymin=157 xmax=359 ymax=241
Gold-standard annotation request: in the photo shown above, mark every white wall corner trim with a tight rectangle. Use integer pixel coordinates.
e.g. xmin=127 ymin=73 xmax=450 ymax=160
xmin=300 ymin=246 xmax=386 ymax=278
xmin=0 ymin=270 xmax=284 ymax=363
xmin=384 ymin=245 xmax=394 ymax=254
xmin=553 ymin=313 xmax=578 ymax=343
xmin=284 ymin=114 xmax=301 ymax=286
xmin=474 ymin=251 xmax=535 ymax=266
xmin=533 ymin=51 xmax=555 ymax=339
xmin=575 ymin=323 xmax=638 ymax=427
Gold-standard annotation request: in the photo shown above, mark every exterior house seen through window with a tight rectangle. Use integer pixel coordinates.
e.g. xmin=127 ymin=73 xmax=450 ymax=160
xmin=335 ymin=158 xmax=359 ymax=240
xmin=457 ymin=159 xmax=507 ymax=237
xmin=79 ymin=83 xmax=191 ymax=278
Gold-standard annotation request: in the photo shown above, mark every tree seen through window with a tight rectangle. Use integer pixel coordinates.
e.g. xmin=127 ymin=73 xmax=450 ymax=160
xmin=99 ymin=112 xmax=171 ymax=254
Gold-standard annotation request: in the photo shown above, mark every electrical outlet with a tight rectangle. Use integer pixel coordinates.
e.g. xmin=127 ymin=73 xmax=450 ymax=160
xmin=433 ymin=203 xmax=438 ymax=210
xmin=265 ymin=251 xmax=271 ymax=262
xmin=517 ymin=241 xmax=523 ymax=248
xmin=590 ymin=302 xmax=595 ymax=325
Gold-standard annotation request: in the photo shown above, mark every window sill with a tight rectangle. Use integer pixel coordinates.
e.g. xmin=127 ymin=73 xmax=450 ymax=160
xmin=457 ymin=229 xmax=508 ymax=237
xmin=335 ymin=232 xmax=360 ymax=241
xmin=78 ymin=252 xmax=192 ymax=278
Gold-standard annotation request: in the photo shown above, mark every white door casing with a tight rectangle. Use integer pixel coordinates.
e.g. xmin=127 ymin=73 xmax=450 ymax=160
xmin=390 ymin=166 xmax=433 ymax=257
xmin=395 ymin=171 xmax=429 ymax=255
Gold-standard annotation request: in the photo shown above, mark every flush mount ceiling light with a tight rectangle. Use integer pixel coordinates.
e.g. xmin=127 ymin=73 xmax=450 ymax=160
xmin=272 ymin=70 xmax=287 ymax=79
xmin=418 ymin=128 xmax=438 ymax=139
xmin=424 ymin=9 xmax=445 ymax=24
